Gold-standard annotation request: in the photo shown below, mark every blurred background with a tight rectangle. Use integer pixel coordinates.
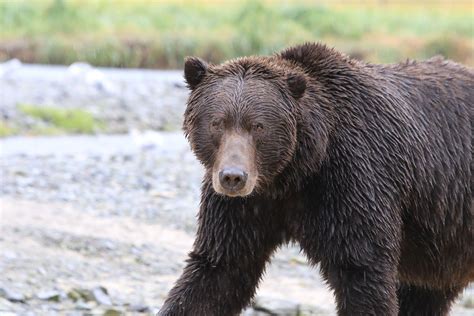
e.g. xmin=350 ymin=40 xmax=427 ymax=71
xmin=0 ymin=0 xmax=473 ymax=315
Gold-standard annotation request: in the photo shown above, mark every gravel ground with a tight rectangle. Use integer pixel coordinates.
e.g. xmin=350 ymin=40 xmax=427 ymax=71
xmin=0 ymin=134 xmax=338 ymax=315
xmin=1 ymin=133 xmax=202 ymax=233
xmin=0 ymin=63 xmax=472 ymax=315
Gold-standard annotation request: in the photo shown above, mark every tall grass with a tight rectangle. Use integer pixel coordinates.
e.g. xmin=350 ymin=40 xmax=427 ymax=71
xmin=0 ymin=0 xmax=472 ymax=68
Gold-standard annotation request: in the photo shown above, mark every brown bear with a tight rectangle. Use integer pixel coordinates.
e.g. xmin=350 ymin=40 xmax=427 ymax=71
xmin=159 ymin=43 xmax=473 ymax=316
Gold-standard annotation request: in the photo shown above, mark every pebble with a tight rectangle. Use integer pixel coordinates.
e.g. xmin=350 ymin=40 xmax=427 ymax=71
xmin=36 ymin=290 xmax=64 ymax=302
xmin=0 ymin=288 xmax=25 ymax=303
xmin=0 ymin=297 xmax=18 ymax=313
xmin=75 ymin=301 xmax=94 ymax=311
xmin=67 ymin=288 xmax=92 ymax=302
xmin=92 ymin=287 xmax=112 ymax=306
xmin=251 ymin=297 xmax=301 ymax=316
xmin=102 ymin=308 xmax=124 ymax=316
xmin=129 ymin=303 xmax=150 ymax=313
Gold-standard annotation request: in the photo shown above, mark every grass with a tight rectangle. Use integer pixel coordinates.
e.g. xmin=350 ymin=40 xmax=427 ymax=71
xmin=0 ymin=0 xmax=472 ymax=68
xmin=0 ymin=122 xmax=16 ymax=137
xmin=18 ymin=104 xmax=103 ymax=134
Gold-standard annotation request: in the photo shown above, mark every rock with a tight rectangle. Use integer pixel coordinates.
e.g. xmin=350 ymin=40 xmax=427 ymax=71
xmin=298 ymin=304 xmax=330 ymax=315
xmin=129 ymin=303 xmax=150 ymax=312
xmin=173 ymin=81 xmax=186 ymax=89
xmin=37 ymin=290 xmax=64 ymax=302
xmin=103 ymin=308 xmax=124 ymax=316
xmin=247 ymin=298 xmax=328 ymax=316
xmin=92 ymin=287 xmax=112 ymax=306
xmin=251 ymin=297 xmax=301 ymax=316
xmin=67 ymin=62 xmax=118 ymax=95
xmin=36 ymin=267 xmax=47 ymax=275
xmin=0 ymin=288 xmax=25 ymax=303
xmin=0 ymin=58 xmax=22 ymax=78
xmin=75 ymin=300 xmax=94 ymax=310
xmin=2 ymin=251 xmax=17 ymax=260
xmin=101 ymin=240 xmax=117 ymax=251
xmin=0 ymin=297 xmax=17 ymax=313
xmin=67 ymin=288 xmax=93 ymax=302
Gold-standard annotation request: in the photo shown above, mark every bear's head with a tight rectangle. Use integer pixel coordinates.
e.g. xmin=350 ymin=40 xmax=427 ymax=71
xmin=183 ymin=55 xmax=328 ymax=198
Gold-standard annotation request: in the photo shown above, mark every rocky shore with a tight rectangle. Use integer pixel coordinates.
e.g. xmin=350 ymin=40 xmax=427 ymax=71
xmin=0 ymin=60 xmax=188 ymax=134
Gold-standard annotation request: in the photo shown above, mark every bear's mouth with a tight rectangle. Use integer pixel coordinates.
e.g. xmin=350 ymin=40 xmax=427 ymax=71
xmin=211 ymin=132 xmax=258 ymax=197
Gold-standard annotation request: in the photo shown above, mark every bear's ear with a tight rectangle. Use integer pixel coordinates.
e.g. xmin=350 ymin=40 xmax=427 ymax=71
xmin=287 ymin=74 xmax=306 ymax=99
xmin=184 ymin=57 xmax=208 ymax=90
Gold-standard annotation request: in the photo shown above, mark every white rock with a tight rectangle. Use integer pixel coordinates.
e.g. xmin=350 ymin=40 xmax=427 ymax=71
xmin=67 ymin=62 xmax=117 ymax=95
xmin=0 ymin=59 xmax=22 ymax=78
xmin=129 ymin=129 xmax=165 ymax=151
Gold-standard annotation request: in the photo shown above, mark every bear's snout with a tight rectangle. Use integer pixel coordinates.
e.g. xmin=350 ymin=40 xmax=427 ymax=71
xmin=212 ymin=131 xmax=258 ymax=197
xmin=219 ymin=167 xmax=248 ymax=192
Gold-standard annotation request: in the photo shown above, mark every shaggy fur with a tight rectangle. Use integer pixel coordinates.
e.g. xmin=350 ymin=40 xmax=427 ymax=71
xmin=159 ymin=43 xmax=473 ymax=316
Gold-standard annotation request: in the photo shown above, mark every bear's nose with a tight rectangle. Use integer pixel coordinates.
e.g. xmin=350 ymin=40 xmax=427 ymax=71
xmin=219 ymin=168 xmax=248 ymax=191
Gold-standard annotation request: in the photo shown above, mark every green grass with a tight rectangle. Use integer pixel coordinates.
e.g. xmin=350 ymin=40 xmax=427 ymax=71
xmin=18 ymin=104 xmax=102 ymax=134
xmin=0 ymin=122 xmax=16 ymax=137
xmin=0 ymin=0 xmax=472 ymax=67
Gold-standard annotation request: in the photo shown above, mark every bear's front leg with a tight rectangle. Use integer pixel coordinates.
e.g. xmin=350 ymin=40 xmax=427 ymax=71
xmin=159 ymin=186 xmax=282 ymax=316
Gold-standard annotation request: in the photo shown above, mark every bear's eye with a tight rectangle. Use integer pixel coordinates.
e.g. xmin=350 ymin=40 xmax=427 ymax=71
xmin=210 ymin=119 xmax=224 ymax=132
xmin=252 ymin=123 xmax=264 ymax=133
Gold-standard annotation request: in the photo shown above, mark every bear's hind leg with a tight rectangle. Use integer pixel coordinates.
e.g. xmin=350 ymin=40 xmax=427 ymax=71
xmin=397 ymin=284 xmax=462 ymax=316
xmin=319 ymin=261 xmax=399 ymax=315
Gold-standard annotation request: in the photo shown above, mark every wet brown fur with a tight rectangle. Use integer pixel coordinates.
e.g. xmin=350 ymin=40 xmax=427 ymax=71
xmin=159 ymin=43 xmax=473 ymax=316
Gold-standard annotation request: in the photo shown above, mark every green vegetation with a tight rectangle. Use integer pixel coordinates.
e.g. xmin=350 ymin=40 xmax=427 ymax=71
xmin=18 ymin=104 xmax=102 ymax=134
xmin=0 ymin=0 xmax=472 ymax=68
xmin=0 ymin=122 xmax=16 ymax=137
